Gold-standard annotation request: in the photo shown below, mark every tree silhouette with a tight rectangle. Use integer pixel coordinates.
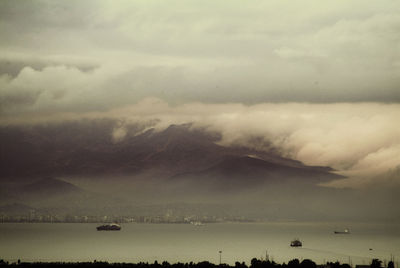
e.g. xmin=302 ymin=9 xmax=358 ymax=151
xmin=300 ymin=259 xmax=316 ymax=268
xmin=288 ymin=259 xmax=300 ymax=268
xmin=371 ymin=259 xmax=382 ymax=268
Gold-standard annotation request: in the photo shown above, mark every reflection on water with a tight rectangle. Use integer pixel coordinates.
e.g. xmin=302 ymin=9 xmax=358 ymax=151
xmin=0 ymin=222 xmax=399 ymax=265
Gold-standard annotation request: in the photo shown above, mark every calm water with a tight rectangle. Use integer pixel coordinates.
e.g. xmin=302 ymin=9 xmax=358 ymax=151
xmin=0 ymin=222 xmax=399 ymax=265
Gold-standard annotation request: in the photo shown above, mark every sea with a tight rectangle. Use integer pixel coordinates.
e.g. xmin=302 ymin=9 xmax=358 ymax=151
xmin=0 ymin=222 xmax=399 ymax=265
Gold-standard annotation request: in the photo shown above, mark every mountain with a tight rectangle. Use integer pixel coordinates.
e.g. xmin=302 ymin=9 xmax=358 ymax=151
xmin=19 ymin=177 xmax=82 ymax=197
xmin=5 ymin=177 xmax=85 ymax=206
xmin=0 ymin=203 xmax=34 ymax=215
xmin=0 ymin=120 xmax=349 ymax=213
xmin=2 ymin=121 xmax=397 ymax=222
xmin=0 ymin=121 xmax=341 ymax=186
xmin=170 ymin=155 xmax=342 ymax=189
xmin=0 ymin=177 xmax=134 ymax=214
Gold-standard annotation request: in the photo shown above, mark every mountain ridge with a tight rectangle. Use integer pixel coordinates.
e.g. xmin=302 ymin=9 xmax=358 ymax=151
xmin=0 ymin=121 xmax=341 ymax=184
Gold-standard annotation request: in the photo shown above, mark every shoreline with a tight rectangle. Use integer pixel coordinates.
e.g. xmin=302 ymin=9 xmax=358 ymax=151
xmin=0 ymin=258 xmax=391 ymax=268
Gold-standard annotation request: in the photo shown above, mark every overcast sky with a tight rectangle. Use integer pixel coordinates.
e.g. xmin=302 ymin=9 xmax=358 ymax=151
xmin=1 ymin=1 xmax=399 ymax=188
xmin=1 ymin=0 xmax=400 ymax=114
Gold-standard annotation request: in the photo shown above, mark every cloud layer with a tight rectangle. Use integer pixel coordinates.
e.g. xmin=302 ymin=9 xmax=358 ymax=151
xmin=1 ymin=0 xmax=400 ymax=115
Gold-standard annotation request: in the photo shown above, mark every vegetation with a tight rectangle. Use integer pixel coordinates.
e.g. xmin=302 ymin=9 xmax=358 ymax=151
xmin=0 ymin=258 xmax=393 ymax=268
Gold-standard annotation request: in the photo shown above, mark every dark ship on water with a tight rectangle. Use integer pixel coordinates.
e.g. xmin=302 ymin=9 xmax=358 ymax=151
xmin=290 ymin=239 xmax=302 ymax=247
xmin=334 ymin=228 xmax=350 ymax=234
xmin=96 ymin=223 xmax=121 ymax=231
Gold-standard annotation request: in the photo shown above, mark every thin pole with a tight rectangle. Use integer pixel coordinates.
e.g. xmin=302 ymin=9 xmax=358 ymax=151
xmin=219 ymin=251 xmax=222 ymax=265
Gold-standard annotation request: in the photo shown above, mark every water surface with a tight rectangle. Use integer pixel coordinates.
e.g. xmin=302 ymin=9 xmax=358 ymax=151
xmin=0 ymin=222 xmax=399 ymax=265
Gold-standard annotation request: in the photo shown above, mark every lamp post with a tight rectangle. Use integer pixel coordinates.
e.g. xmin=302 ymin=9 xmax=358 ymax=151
xmin=219 ymin=250 xmax=222 ymax=265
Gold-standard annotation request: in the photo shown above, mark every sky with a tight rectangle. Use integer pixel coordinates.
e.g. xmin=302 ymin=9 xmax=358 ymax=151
xmin=0 ymin=0 xmax=400 ymax=188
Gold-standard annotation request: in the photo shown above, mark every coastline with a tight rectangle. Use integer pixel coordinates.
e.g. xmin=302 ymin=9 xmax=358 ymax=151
xmin=0 ymin=258 xmax=390 ymax=268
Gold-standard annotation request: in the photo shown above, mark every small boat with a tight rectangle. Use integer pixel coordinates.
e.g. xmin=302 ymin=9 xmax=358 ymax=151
xmin=334 ymin=229 xmax=350 ymax=234
xmin=96 ymin=223 xmax=121 ymax=231
xmin=290 ymin=239 xmax=302 ymax=247
xmin=190 ymin=221 xmax=204 ymax=226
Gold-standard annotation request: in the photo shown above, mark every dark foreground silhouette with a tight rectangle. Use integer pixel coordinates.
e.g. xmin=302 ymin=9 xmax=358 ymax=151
xmin=0 ymin=258 xmax=394 ymax=268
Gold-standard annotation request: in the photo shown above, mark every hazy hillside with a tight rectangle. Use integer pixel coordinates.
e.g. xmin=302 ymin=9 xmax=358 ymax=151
xmin=0 ymin=121 xmax=340 ymax=182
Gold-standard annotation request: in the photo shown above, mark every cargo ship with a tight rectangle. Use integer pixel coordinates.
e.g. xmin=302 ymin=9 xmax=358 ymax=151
xmin=290 ymin=239 xmax=302 ymax=247
xmin=96 ymin=223 xmax=121 ymax=231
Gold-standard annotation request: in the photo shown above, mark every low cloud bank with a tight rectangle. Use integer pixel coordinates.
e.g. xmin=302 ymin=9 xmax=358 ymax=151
xmin=1 ymin=1 xmax=400 ymax=109
xmin=2 ymin=99 xmax=400 ymax=189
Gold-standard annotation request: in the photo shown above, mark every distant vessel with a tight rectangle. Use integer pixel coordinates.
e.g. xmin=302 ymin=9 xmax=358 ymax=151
xmin=290 ymin=239 xmax=302 ymax=247
xmin=96 ymin=223 xmax=121 ymax=231
xmin=334 ymin=229 xmax=350 ymax=234
xmin=190 ymin=221 xmax=204 ymax=226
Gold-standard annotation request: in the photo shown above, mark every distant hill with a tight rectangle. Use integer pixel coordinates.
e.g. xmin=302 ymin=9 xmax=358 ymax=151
xmin=0 ymin=202 xmax=34 ymax=215
xmin=20 ymin=177 xmax=82 ymax=197
xmin=1 ymin=177 xmax=103 ymax=209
